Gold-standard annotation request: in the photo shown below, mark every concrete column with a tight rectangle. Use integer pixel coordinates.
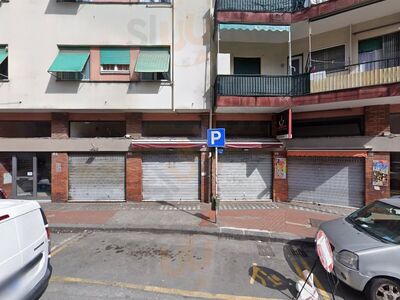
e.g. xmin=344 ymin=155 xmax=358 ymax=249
xmin=272 ymin=151 xmax=289 ymax=202
xmin=51 ymin=153 xmax=68 ymax=202
xmin=126 ymin=152 xmax=143 ymax=202
xmin=365 ymin=152 xmax=391 ymax=205
xmin=51 ymin=113 xmax=69 ymax=139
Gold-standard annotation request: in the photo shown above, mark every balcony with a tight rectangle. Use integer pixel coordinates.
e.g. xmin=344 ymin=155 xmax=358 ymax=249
xmin=214 ymin=0 xmax=384 ymax=25
xmin=311 ymin=57 xmax=400 ymax=94
xmin=215 ymin=0 xmax=307 ymax=14
xmin=216 ymin=74 xmax=310 ymax=97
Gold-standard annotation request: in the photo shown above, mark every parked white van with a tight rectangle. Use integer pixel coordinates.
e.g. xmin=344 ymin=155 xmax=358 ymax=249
xmin=0 ymin=200 xmax=52 ymax=300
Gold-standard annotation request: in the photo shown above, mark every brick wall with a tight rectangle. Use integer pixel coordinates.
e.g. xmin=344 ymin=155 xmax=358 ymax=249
xmin=51 ymin=113 xmax=69 ymax=139
xmin=365 ymin=152 xmax=391 ymax=205
xmin=126 ymin=113 xmax=142 ymax=139
xmin=126 ymin=152 xmax=143 ymax=202
xmin=273 ymin=152 xmax=288 ymax=202
xmin=365 ymin=105 xmax=390 ymax=136
xmin=0 ymin=154 xmax=13 ymax=197
xmin=51 ymin=153 xmax=68 ymax=202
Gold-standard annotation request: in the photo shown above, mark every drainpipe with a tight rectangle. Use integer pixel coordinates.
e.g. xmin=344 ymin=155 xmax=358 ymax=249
xmin=308 ymin=22 xmax=312 ymax=71
xmin=288 ymin=28 xmax=292 ymax=76
xmin=171 ymin=1 xmax=175 ymax=112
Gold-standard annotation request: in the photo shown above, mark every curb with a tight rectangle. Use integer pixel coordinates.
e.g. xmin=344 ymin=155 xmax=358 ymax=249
xmin=49 ymin=224 xmax=315 ymax=244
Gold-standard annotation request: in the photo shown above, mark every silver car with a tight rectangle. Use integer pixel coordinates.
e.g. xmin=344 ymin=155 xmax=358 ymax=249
xmin=319 ymin=198 xmax=400 ymax=300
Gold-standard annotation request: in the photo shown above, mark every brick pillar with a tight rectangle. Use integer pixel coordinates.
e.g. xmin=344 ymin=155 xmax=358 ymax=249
xmin=273 ymin=151 xmax=288 ymax=202
xmin=200 ymin=149 xmax=209 ymax=203
xmin=126 ymin=152 xmax=143 ymax=202
xmin=126 ymin=113 xmax=142 ymax=139
xmin=0 ymin=154 xmax=13 ymax=197
xmin=365 ymin=152 xmax=391 ymax=205
xmin=51 ymin=113 xmax=69 ymax=139
xmin=365 ymin=105 xmax=390 ymax=136
xmin=51 ymin=153 xmax=68 ymax=202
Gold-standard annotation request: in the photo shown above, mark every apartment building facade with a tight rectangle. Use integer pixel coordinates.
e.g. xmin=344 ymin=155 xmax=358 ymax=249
xmin=0 ymin=0 xmax=212 ymax=202
xmin=214 ymin=0 xmax=400 ymax=207
xmin=0 ymin=0 xmax=399 ymax=207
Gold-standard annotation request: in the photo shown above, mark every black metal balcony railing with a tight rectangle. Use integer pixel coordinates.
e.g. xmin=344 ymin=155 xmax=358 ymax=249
xmin=216 ymin=74 xmax=310 ymax=97
xmin=216 ymin=0 xmax=306 ymax=13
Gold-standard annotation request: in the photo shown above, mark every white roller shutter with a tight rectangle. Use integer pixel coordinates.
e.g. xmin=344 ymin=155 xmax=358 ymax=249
xmin=69 ymin=153 xmax=125 ymax=201
xmin=288 ymin=157 xmax=364 ymax=207
xmin=142 ymin=152 xmax=199 ymax=201
xmin=219 ymin=152 xmax=272 ymax=201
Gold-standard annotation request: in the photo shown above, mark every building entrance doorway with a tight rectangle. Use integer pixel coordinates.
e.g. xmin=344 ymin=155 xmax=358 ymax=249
xmin=12 ymin=153 xmax=51 ymax=200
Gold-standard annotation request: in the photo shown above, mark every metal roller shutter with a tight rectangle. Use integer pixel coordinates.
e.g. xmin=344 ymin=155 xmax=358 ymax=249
xmin=288 ymin=157 xmax=364 ymax=207
xmin=219 ymin=152 xmax=272 ymax=201
xmin=69 ymin=153 xmax=125 ymax=201
xmin=142 ymin=152 xmax=199 ymax=201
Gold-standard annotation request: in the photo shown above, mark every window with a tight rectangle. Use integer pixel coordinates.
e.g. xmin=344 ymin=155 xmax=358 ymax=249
xmin=142 ymin=121 xmax=201 ymax=137
xmin=311 ymin=45 xmax=345 ymax=73
xmin=135 ymin=48 xmax=170 ymax=81
xmin=0 ymin=46 xmax=8 ymax=81
xmin=234 ymin=58 xmax=261 ymax=75
xmin=100 ymin=64 xmax=130 ymax=74
xmin=70 ymin=121 xmax=126 ymax=138
xmin=0 ymin=121 xmax=51 ymax=138
xmin=48 ymin=49 xmax=90 ymax=81
xmin=216 ymin=121 xmax=271 ymax=138
xmin=359 ymin=32 xmax=400 ymax=69
xmin=140 ymin=72 xmax=168 ymax=81
xmin=293 ymin=116 xmax=364 ymax=137
xmin=100 ymin=48 xmax=130 ymax=74
xmin=391 ymin=114 xmax=400 ymax=134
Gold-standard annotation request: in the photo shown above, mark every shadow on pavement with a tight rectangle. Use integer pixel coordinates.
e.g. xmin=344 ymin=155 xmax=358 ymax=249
xmin=248 ymin=265 xmax=297 ymax=299
xmin=283 ymin=240 xmax=364 ymax=300
xmin=155 ymin=201 xmax=215 ymax=224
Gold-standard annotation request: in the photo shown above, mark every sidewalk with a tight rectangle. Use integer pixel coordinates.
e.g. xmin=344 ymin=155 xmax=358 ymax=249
xmin=41 ymin=201 xmax=356 ymax=242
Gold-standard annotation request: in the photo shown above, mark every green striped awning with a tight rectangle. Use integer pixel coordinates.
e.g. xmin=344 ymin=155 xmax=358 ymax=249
xmin=48 ymin=51 xmax=90 ymax=73
xmin=0 ymin=48 xmax=8 ymax=65
xmin=135 ymin=48 xmax=170 ymax=73
xmin=219 ymin=23 xmax=290 ymax=32
xmin=100 ymin=48 xmax=130 ymax=65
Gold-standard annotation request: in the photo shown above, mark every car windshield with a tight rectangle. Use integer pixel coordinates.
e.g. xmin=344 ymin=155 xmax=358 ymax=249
xmin=346 ymin=201 xmax=400 ymax=245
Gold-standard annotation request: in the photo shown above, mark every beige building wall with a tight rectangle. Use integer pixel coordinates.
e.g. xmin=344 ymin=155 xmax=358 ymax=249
xmin=0 ymin=0 xmax=212 ymax=112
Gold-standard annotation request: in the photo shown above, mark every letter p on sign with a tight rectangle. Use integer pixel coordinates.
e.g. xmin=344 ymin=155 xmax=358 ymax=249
xmin=207 ymin=128 xmax=225 ymax=148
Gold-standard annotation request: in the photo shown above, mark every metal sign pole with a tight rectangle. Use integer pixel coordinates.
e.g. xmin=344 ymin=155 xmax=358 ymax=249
xmin=215 ymin=146 xmax=218 ymax=224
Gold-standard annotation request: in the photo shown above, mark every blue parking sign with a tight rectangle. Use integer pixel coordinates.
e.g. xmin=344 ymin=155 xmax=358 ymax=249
xmin=207 ymin=128 xmax=225 ymax=148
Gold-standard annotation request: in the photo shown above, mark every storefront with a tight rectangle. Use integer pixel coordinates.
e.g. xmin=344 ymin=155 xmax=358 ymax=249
xmin=68 ymin=153 xmax=125 ymax=201
xmin=0 ymin=153 xmax=51 ymax=200
xmin=288 ymin=156 xmax=365 ymax=207
xmin=391 ymin=153 xmax=400 ymax=196
xmin=218 ymin=151 xmax=272 ymax=201
xmin=142 ymin=152 xmax=200 ymax=201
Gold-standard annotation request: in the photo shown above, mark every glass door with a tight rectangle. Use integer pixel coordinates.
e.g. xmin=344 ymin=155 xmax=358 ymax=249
xmin=15 ymin=154 xmax=36 ymax=199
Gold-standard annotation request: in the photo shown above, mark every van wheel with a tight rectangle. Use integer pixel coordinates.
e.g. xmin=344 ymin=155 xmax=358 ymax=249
xmin=367 ymin=278 xmax=400 ymax=300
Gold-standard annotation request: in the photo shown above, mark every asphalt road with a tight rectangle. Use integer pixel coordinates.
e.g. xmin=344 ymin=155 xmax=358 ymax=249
xmin=42 ymin=231 xmax=364 ymax=300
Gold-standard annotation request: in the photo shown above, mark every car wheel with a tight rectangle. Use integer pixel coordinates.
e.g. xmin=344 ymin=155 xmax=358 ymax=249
xmin=368 ymin=278 xmax=400 ymax=300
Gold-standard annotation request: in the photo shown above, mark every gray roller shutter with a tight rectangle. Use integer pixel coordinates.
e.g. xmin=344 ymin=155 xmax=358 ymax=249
xmin=69 ymin=153 xmax=125 ymax=201
xmin=142 ymin=152 xmax=199 ymax=201
xmin=288 ymin=157 xmax=364 ymax=207
xmin=219 ymin=152 xmax=272 ymax=201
